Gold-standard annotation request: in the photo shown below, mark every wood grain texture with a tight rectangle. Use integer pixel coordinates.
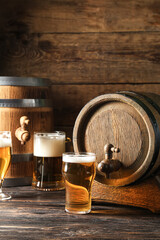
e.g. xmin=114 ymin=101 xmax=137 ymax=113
xmin=52 ymin=84 xmax=160 ymax=128
xmin=0 ymin=106 xmax=53 ymax=180
xmin=0 ymin=86 xmax=51 ymax=99
xmin=0 ymin=108 xmax=54 ymax=154
xmin=92 ymin=176 xmax=160 ymax=213
xmin=0 ymin=185 xmax=159 ymax=239
xmin=6 ymin=161 xmax=33 ymax=178
xmin=0 ymin=0 xmax=160 ymax=33
xmin=0 ymin=0 xmax=160 ymax=162
xmin=0 ymin=32 xmax=160 ymax=83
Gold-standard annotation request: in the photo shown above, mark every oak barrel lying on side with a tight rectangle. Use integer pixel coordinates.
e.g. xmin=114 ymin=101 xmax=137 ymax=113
xmin=73 ymin=91 xmax=160 ymax=186
xmin=0 ymin=77 xmax=54 ymax=186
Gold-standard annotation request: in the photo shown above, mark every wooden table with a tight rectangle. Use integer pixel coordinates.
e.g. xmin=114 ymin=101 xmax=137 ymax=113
xmin=0 ymin=186 xmax=160 ymax=239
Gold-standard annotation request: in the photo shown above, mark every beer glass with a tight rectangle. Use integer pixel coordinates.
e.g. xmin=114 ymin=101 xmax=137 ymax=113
xmin=62 ymin=152 xmax=96 ymax=214
xmin=32 ymin=131 xmax=66 ymax=191
xmin=0 ymin=131 xmax=12 ymax=200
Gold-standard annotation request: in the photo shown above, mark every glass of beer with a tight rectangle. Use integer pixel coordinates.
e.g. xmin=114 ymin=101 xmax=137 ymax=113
xmin=0 ymin=131 xmax=12 ymax=200
xmin=32 ymin=131 xmax=66 ymax=191
xmin=62 ymin=152 xmax=96 ymax=214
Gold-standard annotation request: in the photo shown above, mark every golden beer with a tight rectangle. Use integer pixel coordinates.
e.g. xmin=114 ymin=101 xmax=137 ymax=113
xmin=0 ymin=131 xmax=12 ymax=200
xmin=0 ymin=146 xmax=11 ymax=180
xmin=32 ymin=132 xmax=66 ymax=191
xmin=62 ymin=153 xmax=96 ymax=214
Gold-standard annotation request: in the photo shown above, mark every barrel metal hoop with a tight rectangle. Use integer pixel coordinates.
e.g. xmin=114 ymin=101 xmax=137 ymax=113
xmin=119 ymin=92 xmax=160 ymax=179
xmin=11 ymin=154 xmax=33 ymax=163
xmin=138 ymin=93 xmax=160 ymax=117
xmin=0 ymin=77 xmax=52 ymax=86
xmin=136 ymin=92 xmax=160 ymax=174
xmin=3 ymin=177 xmax=32 ymax=187
xmin=0 ymin=99 xmax=53 ymax=108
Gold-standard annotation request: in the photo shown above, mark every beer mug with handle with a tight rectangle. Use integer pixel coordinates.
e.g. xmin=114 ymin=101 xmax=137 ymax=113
xmin=32 ymin=131 xmax=66 ymax=191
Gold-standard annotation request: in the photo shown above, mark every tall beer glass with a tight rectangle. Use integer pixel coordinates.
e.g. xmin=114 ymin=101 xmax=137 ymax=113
xmin=32 ymin=131 xmax=65 ymax=191
xmin=0 ymin=131 xmax=12 ymax=200
xmin=62 ymin=152 xmax=96 ymax=214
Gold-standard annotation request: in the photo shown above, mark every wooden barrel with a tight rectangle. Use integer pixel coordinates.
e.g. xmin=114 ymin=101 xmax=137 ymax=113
xmin=0 ymin=76 xmax=52 ymax=99
xmin=0 ymin=77 xmax=54 ymax=186
xmin=73 ymin=91 xmax=160 ymax=186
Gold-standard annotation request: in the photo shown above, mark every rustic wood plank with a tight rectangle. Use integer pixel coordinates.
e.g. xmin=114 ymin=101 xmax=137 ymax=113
xmin=93 ymin=176 xmax=160 ymax=213
xmin=0 ymin=0 xmax=160 ymax=33
xmin=0 ymin=186 xmax=159 ymax=239
xmin=52 ymin=84 xmax=160 ymax=128
xmin=0 ymin=32 xmax=160 ymax=84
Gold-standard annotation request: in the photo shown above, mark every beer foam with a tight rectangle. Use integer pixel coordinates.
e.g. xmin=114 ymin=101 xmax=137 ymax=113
xmin=62 ymin=154 xmax=96 ymax=163
xmin=0 ymin=138 xmax=12 ymax=148
xmin=34 ymin=134 xmax=65 ymax=157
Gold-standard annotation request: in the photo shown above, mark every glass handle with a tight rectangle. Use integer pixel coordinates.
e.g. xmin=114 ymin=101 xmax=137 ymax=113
xmin=65 ymin=137 xmax=71 ymax=143
xmin=65 ymin=137 xmax=73 ymax=152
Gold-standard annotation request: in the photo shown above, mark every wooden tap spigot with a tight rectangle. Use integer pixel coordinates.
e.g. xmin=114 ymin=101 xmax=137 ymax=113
xmin=97 ymin=144 xmax=122 ymax=177
xmin=15 ymin=116 xmax=30 ymax=145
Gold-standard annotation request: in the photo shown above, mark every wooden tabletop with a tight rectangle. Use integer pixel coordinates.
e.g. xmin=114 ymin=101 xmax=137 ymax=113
xmin=0 ymin=186 xmax=160 ymax=240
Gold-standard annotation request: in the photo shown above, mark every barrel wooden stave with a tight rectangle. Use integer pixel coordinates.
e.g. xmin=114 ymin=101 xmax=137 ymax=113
xmin=0 ymin=86 xmax=51 ymax=99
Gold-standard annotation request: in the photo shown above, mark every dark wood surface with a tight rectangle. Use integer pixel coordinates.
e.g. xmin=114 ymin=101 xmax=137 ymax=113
xmin=0 ymin=0 xmax=160 ymax=33
xmin=0 ymin=0 xmax=160 ymax=136
xmin=0 ymin=185 xmax=160 ymax=239
xmin=1 ymin=32 xmax=160 ymax=84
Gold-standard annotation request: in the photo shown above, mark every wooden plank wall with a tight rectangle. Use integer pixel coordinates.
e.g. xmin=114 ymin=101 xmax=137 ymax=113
xmin=0 ymin=0 xmax=160 ymax=138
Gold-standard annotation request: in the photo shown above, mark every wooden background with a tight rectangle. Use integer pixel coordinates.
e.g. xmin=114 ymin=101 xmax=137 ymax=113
xmin=0 ymin=0 xmax=160 ymax=138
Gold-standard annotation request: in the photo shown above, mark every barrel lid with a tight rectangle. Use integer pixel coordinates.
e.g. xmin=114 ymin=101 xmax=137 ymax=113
xmin=0 ymin=77 xmax=52 ymax=86
xmin=73 ymin=93 xmax=156 ymax=186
